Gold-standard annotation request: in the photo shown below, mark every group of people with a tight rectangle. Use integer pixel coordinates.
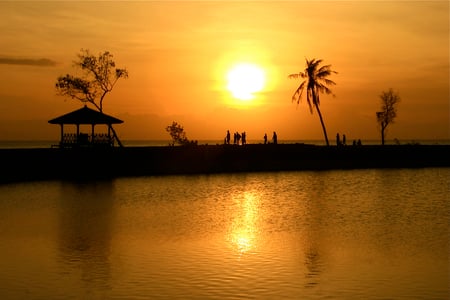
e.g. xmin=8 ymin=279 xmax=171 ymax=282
xmin=224 ymin=130 xmax=278 ymax=145
xmin=337 ymin=133 xmax=362 ymax=146
xmin=223 ymin=130 xmax=364 ymax=146
xmin=263 ymin=132 xmax=277 ymax=144
xmin=336 ymin=133 xmax=347 ymax=146
xmin=225 ymin=130 xmax=247 ymax=145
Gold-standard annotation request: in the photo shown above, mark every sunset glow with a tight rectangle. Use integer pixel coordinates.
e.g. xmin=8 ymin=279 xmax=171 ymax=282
xmin=0 ymin=1 xmax=448 ymax=141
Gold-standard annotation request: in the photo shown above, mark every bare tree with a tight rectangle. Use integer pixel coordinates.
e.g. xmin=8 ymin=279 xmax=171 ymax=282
xmin=376 ymin=88 xmax=400 ymax=145
xmin=55 ymin=49 xmax=129 ymax=147
xmin=289 ymin=58 xmax=337 ymax=146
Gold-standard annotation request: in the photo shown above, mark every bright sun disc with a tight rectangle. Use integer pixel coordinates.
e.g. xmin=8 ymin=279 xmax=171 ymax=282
xmin=226 ymin=63 xmax=265 ymax=101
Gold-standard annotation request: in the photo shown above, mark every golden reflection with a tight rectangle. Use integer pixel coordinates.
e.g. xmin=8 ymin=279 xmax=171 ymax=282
xmin=228 ymin=190 xmax=261 ymax=255
xmin=57 ymin=181 xmax=115 ymax=287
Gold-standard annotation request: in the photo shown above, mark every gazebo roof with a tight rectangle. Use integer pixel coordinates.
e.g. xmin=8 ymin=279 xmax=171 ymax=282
xmin=48 ymin=105 xmax=123 ymax=125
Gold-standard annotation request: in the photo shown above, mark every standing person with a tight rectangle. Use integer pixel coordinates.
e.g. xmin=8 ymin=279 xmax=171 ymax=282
xmin=242 ymin=132 xmax=246 ymax=145
xmin=272 ymin=131 xmax=278 ymax=145
xmin=336 ymin=133 xmax=341 ymax=146
xmin=264 ymin=133 xmax=267 ymax=144
xmin=342 ymin=134 xmax=346 ymax=146
xmin=236 ymin=132 xmax=241 ymax=145
xmin=226 ymin=130 xmax=231 ymax=144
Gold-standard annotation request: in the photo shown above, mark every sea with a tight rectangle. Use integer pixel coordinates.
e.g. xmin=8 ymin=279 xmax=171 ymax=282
xmin=0 ymin=139 xmax=449 ymax=148
xmin=0 ymin=167 xmax=448 ymax=299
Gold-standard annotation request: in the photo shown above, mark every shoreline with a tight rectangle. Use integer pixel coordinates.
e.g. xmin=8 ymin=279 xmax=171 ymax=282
xmin=1 ymin=139 xmax=449 ymax=149
xmin=1 ymin=144 xmax=449 ymax=183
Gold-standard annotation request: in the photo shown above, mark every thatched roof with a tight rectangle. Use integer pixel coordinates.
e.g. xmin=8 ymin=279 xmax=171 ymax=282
xmin=48 ymin=106 xmax=123 ymax=125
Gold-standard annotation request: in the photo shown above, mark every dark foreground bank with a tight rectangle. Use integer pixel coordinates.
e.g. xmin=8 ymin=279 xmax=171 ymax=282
xmin=1 ymin=144 xmax=449 ymax=183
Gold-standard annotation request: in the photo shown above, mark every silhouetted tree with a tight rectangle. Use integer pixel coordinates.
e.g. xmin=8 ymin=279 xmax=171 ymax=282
xmin=376 ymin=88 xmax=400 ymax=145
xmin=289 ymin=58 xmax=337 ymax=146
xmin=166 ymin=121 xmax=193 ymax=146
xmin=55 ymin=49 xmax=129 ymax=147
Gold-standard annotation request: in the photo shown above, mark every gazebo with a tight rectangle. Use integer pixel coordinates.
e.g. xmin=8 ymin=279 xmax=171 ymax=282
xmin=48 ymin=105 xmax=123 ymax=148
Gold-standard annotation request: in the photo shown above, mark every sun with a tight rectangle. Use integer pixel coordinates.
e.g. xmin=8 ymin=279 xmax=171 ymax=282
xmin=226 ymin=63 xmax=266 ymax=101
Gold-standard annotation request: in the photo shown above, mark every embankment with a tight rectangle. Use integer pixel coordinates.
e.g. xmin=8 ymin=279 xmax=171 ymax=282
xmin=1 ymin=144 xmax=449 ymax=183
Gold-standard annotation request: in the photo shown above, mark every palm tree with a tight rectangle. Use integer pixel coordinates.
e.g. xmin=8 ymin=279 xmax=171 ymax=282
xmin=288 ymin=58 xmax=337 ymax=146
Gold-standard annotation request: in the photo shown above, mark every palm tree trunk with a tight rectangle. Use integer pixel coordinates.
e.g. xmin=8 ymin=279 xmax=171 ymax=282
xmin=314 ymin=104 xmax=329 ymax=146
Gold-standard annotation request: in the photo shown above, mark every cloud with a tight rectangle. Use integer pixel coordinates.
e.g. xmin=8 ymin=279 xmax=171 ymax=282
xmin=0 ymin=57 xmax=57 ymax=67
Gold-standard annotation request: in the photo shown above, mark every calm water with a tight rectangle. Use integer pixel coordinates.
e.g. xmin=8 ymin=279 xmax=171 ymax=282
xmin=0 ymin=168 xmax=448 ymax=299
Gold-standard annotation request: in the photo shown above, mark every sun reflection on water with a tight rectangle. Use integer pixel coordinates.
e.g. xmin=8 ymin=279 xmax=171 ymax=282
xmin=0 ymin=170 xmax=448 ymax=299
xmin=228 ymin=190 xmax=261 ymax=256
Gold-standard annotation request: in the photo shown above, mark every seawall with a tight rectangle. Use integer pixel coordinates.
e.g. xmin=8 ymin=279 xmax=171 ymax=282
xmin=1 ymin=144 xmax=449 ymax=183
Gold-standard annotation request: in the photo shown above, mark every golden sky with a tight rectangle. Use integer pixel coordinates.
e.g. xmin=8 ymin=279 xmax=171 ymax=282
xmin=0 ymin=1 xmax=448 ymax=142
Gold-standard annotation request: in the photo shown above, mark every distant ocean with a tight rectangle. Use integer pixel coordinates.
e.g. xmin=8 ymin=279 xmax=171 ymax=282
xmin=0 ymin=139 xmax=449 ymax=149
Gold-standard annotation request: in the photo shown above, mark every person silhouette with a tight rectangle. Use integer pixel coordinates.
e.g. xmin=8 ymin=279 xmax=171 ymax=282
xmin=264 ymin=133 xmax=267 ymax=144
xmin=226 ymin=130 xmax=231 ymax=144
xmin=272 ymin=131 xmax=277 ymax=145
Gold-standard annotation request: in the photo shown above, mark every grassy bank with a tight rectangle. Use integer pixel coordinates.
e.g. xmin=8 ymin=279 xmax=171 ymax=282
xmin=1 ymin=144 xmax=449 ymax=183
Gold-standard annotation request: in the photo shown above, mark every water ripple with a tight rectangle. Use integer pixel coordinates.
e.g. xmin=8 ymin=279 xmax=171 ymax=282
xmin=0 ymin=169 xmax=448 ymax=299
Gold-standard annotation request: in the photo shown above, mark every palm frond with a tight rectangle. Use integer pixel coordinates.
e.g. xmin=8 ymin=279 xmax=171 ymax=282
xmin=307 ymin=58 xmax=322 ymax=70
xmin=315 ymin=70 xmax=331 ymax=78
xmin=323 ymin=78 xmax=336 ymax=86
xmin=317 ymin=64 xmax=332 ymax=73
xmin=291 ymin=81 xmax=305 ymax=104
xmin=291 ymin=87 xmax=301 ymax=103
xmin=315 ymin=82 xmax=333 ymax=94
xmin=288 ymin=73 xmax=301 ymax=79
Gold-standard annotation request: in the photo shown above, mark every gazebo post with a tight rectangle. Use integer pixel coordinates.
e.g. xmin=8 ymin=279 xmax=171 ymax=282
xmin=76 ymin=124 xmax=80 ymax=145
xmin=59 ymin=124 xmax=64 ymax=146
xmin=108 ymin=125 xmax=111 ymax=146
xmin=91 ymin=124 xmax=95 ymax=144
